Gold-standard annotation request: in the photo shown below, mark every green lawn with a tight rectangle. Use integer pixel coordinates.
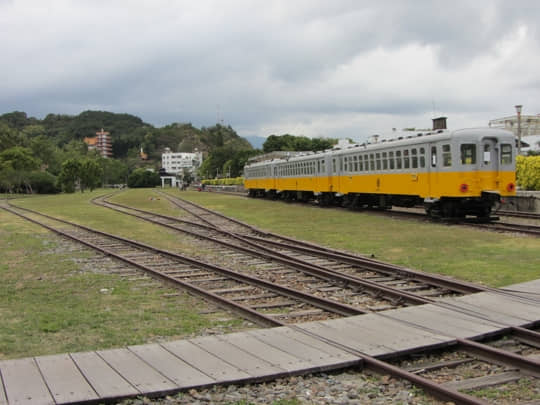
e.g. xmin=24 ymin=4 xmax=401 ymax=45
xmin=162 ymin=189 xmax=540 ymax=288
xmin=2 ymin=188 xmax=538 ymax=359
xmin=0 ymin=191 xmax=246 ymax=359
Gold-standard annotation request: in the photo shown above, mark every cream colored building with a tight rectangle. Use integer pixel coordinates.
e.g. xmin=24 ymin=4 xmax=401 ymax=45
xmin=489 ymin=114 xmax=540 ymax=138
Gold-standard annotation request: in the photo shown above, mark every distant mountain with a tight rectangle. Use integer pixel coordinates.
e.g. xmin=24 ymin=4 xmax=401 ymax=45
xmin=244 ymin=135 xmax=267 ymax=149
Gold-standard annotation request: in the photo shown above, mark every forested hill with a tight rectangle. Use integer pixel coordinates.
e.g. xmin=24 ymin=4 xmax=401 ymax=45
xmin=0 ymin=110 xmax=253 ymax=161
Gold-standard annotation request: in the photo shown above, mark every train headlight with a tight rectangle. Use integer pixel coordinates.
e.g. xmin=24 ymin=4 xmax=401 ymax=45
xmin=506 ymin=182 xmax=515 ymax=192
xmin=459 ymin=183 xmax=469 ymax=193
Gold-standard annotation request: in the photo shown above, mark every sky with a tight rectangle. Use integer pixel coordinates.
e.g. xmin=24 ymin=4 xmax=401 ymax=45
xmin=1 ymin=0 xmax=540 ymax=143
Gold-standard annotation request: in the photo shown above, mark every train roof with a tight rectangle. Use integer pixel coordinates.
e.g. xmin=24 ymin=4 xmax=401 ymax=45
xmin=245 ymin=127 xmax=514 ymax=168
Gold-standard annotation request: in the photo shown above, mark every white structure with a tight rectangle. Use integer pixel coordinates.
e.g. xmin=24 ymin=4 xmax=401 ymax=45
xmin=489 ymin=114 xmax=540 ymax=138
xmin=161 ymin=148 xmax=203 ymax=175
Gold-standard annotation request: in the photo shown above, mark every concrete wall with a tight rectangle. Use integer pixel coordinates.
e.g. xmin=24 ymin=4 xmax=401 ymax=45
xmin=500 ymin=191 xmax=540 ymax=213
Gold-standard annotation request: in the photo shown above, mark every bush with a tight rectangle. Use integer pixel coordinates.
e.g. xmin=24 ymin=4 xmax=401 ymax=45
xmin=516 ymin=155 xmax=540 ymax=190
xmin=28 ymin=171 xmax=60 ymax=194
xmin=127 ymin=169 xmax=161 ymax=188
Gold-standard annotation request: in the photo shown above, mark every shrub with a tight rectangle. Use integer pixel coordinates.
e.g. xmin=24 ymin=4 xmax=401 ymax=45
xmin=516 ymin=155 xmax=540 ymax=190
xmin=27 ymin=171 xmax=60 ymax=194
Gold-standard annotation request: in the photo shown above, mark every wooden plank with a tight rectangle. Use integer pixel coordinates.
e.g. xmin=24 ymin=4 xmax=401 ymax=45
xmin=0 ymin=370 xmax=7 ymax=405
xmin=35 ymin=354 xmax=98 ymax=404
xmin=97 ymin=348 xmax=177 ymax=395
xmin=218 ymin=332 xmax=311 ymax=373
xmin=0 ymin=358 xmax=54 ymax=405
xmin=446 ymin=293 xmax=540 ymax=324
xmin=248 ymin=328 xmax=359 ymax=370
xmin=191 ymin=335 xmax=286 ymax=378
xmin=297 ymin=320 xmax=392 ymax=356
xmin=269 ymin=327 xmax=358 ymax=362
xmin=441 ymin=371 xmax=522 ymax=391
xmin=382 ymin=305 xmax=498 ymax=338
xmin=347 ymin=314 xmax=450 ymax=352
xmin=71 ymin=351 xmax=139 ymax=399
xmin=162 ymin=340 xmax=251 ymax=382
xmin=128 ymin=344 xmax=215 ymax=388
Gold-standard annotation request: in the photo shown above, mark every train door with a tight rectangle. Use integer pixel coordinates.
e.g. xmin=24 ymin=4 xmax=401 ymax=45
xmin=427 ymin=143 xmax=437 ymax=198
xmin=332 ymin=155 xmax=341 ymax=193
xmin=480 ymin=137 xmax=499 ymax=188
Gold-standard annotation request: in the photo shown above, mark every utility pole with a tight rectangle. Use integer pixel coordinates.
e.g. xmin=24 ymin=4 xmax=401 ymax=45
xmin=515 ymin=105 xmax=522 ymax=155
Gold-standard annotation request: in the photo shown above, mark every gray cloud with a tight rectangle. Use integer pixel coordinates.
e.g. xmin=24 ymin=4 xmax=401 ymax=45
xmin=1 ymin=0 xmax=539 ymax=141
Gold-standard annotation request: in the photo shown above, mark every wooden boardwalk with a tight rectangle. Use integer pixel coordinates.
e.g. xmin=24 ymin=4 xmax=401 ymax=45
xmin=1 ymin=280 xmax=539 ymax=405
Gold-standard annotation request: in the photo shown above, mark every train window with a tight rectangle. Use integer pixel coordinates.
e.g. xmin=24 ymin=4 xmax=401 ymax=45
xmin=364 ymin=155 xmax=369 ymax=171
xmin=370 ymin=154 xmax=375 ymax=171
xmin=353 ymin=155 xmax=358 ymax=172
xmin=344 ymin=157 xmax=348 ymax=172
xmin=389 ymin=151 xmax=395 ymax=169
xmin=403 ymin=150 xmax=410 ymax=169
xmin=382 ymin=152 xmax=388 ymax=170
xmin=376 ymin=153 xmax=381 ymax=170
xmin=411 ymin=149 xmax=418 ymax=169
xmin=501 ymin=144 xmax=512 ymax=164
xmin=419 ymin=147 xmax=426 ymax=168
xmin=442 ymin=144 xmax=452 ymax=167
xmin=431 ymin=146 xmax=437 ymax=167
xmin=332 ymin=158 xmax=336 ymax=173
xmin=359 ymin=156 xmax=363 ymax=171
xmin=339 ymin=157 xmax=343 ymax=172
xmin=483 ymin=145 xmax=491 ymax=164
xmin=317 ymin=160 xmax=321 ymax=173
xmin=460 ymin=144 xmax=476 ymax=165
xmin=321 ymin=160 xmax=326 ymax=172
xmin=396 ymin=151 xmax=402 ymax=169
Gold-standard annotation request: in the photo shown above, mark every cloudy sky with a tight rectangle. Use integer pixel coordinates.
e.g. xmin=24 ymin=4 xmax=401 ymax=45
xmin=1 ymin=0 xmax=539 ymax=142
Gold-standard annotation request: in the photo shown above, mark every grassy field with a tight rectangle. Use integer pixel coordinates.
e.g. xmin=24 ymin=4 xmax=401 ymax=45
xmin=162 ymin=189 xmax=540 ymax=288
xmin=0 ymin=191 xmax=247 ymax=359
xmin=2 ymin=188 xmax=539 ymax=360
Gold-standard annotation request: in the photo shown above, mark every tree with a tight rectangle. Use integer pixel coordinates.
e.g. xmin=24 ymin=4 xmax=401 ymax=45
xmin=99 ymin=158 xmax=128 ymax=185
xmin=0 ymin=122 xmax=25 ymax=152
xmin=58 ymin=159 xmax=82 ymax=193
xmin=80 ymin=159 xmax=103 ymax=192
xmin=27 ymin=171 xmax=60 ymax=194
xmin=127 ymin=168 xmax=160 ymax=188
xmin=263 ymin=134 xmax=337 ymax=153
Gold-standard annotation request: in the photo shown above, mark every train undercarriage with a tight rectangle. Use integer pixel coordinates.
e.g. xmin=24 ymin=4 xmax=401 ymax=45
xmin=247 ymin=188 xmax=501 ymax=221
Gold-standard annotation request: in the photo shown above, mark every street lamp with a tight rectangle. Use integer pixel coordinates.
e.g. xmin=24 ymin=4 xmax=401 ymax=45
xmin=515 ymin=105 xmax=522 ymax=155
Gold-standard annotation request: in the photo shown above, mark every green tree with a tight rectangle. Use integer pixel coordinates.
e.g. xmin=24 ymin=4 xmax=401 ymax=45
xmin=0 ymin=122 xmax=25 ymax=152
xmin=27 ymin=171 xmax=60 ymax=194
xmin=0 ymin=147 xmax=39 ymax=193
xmin=127 ymin=168 xmax=160 ymax=188
xmin=80 ymin=159 xmax=103 ymax=192
xmin=58 ymin=159 xmax=82 ymax=193
xmin=100 ymin=158 xmax=128 ymax=185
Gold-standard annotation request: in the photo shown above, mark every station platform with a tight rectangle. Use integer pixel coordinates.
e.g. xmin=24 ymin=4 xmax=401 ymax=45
xmin=1 ymin=280 xmax=539 ymax=405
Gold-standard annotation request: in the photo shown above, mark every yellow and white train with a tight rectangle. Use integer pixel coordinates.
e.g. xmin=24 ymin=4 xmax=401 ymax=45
xmin=244 ymin=128 xmax=516 ymax=219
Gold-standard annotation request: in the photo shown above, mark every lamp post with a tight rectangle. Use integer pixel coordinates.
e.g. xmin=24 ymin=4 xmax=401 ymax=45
xmin=515 ymin=105 xmax=522 ymax=155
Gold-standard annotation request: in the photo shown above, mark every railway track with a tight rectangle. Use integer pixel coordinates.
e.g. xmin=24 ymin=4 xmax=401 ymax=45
xmin=496 ymin=210 xmax=540 ymax=220
xmin=96 ymin=192 xmax=489 ymax=309
xmin=2 ymin=197 xmax=539 ymax=405
xmin=204 ymin=188 xmax=540 ymax=236
xmin=2 ymin=202 xmax=365 ymax=327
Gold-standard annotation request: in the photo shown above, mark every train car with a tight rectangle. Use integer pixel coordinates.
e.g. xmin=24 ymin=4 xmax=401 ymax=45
xmin=244 ymin=127 xmax=516 ymax=219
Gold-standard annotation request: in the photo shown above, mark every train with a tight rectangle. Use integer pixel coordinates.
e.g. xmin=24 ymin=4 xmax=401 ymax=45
xmin=243 ymin=127 xmax=516 ymax=219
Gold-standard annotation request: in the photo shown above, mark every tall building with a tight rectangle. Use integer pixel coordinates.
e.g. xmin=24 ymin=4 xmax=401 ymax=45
xmin=84 ymin=128 xmax=113 ymax=158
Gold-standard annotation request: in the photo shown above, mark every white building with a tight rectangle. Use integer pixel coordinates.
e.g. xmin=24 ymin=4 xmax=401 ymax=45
xmin=161 ymin=148 xmax=203 ymax=175
xmin=489 ymin=114 xmax=540 ymax=138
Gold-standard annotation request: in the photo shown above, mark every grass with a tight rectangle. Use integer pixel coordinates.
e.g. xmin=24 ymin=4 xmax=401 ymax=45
xmin=163 ymin=189 xmax=540 ymax=287
xmin=0 ymin=196 xmax=245 ymax=359
xmin=2 ymin=187 xmax=538 ymax=359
